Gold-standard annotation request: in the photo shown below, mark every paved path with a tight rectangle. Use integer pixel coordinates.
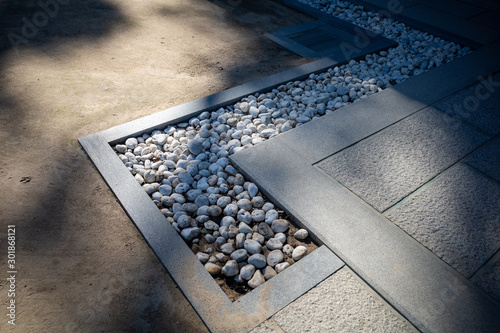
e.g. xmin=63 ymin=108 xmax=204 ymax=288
xmin=348 ymin=0 xmax=500 ymax=48
xmin=233 ymin=1 xmax=500 ymax=332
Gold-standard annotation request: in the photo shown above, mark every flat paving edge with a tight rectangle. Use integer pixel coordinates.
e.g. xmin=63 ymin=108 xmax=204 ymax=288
xmin=230 ymin=137 xmax=500 ymax=333
xmin=78 ymin=132 xmax=344 ymax=333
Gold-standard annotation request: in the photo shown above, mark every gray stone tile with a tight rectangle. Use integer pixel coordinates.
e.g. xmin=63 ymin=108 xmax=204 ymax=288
xmin=385 ymin=163 xmax=500 ymax=278
xmin=402 ymin=5 xmax=500 ymax=45
xmin=469 ymin=11 xmax=500 ymax=30
xmin=432 ymin=73 xmax=500 ymax=135
xmin=318 ymin=107 xmax=489 ymax=212
xmin=414 ymin=0 xmax=485 ymax=19
xmin=473 ymin=255 xmax=500 ymax=302
xmin=461 ymin=0 xmax=500 ymax=12
xmin=466 ymin=137 xmax=500 ymax=182
xmin=273 ymin=268 xmax=417 ymax=333
xmin=363 ymin=0 xmax=417 ymax=9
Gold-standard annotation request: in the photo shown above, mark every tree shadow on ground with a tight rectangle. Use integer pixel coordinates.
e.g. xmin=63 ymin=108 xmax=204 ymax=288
xmin=0 ymin=0 xmax=129 ymax=136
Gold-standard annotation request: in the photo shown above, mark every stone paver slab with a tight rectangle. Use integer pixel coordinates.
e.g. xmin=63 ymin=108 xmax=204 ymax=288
xmin=462 ymin=0 xmax=500 ymax=12
xmin=385 ymin=163 xmax=500 ymax=277
xmin=432 ymin=72 xmax=500 ymax=135
xmin=473 ymin=255 xmax=500 ymax=303
xmin=402 ymin=5 xmax=500 ymax=45
xmin=318 ymin=107 xmax=489 ymax=212
xmin=362 ymin=0 xmax=417 ymax=9
xmin=466 ymin=137 xmax=500 ymax=182
xmin=414 ymin=0 xmax=485 ymax=19
xmin=273 ymin=268 xmax=417 ymax=333
xmin=469 ymin=11 xmax=500 ymax=30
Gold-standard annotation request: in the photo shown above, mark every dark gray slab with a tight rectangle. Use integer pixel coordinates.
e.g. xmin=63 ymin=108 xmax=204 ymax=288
xmin=402 ymin=5 xmax=500 ymax=45
xmin=414 ymin=0 xmax=485 ymax=18
xmin=466 ymin=137 xmax=500 ymax=183
xmin=79 ymin=132 xmax=344 ymax=333
xmin=317 ymin=107 xmax=490 ymax=212
xmin=472 ymin=252 xmax=500 ymax=302
xmin=385 ymin=163 xmax=500 ymax=277
xmin=230 ymin=137 xmax=500 ymax=333
xmin=269 ymin=40 xmax=500 ymax=165
xmin=470 ymin=11 xmax=500 ymax=30
xmin=461 ymin=0 xmax=500 ymax=12
xmin=432 ymin=72 xmax=500 ymax=135
xmin=362 ymin=0 xmax=417 ymax=9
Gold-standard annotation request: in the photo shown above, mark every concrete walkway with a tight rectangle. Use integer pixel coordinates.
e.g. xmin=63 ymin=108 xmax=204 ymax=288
xmin=232 ymin=1 xmax=500 ymax=332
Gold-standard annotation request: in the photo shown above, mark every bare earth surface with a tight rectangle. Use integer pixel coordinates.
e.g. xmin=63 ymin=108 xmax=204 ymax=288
xmin=0 ymin=0 xmax=312 ymax=331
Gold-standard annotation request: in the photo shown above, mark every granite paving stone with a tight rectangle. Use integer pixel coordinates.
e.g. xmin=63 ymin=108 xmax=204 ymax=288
xmin=272 ymin=268 xmax=417 ymax=333
xmin=469 ymin=11 xmax=500 ymax=30
xmin=432 ymin=72 xmax=500 ymax=136
xmin=473 ymin=257 xmax=500 ymax=302
xmin=461 ymin=0 xmax=500 ymax=12
xmin=465 ymin=137 xmax=500 ymax=182
xmin=414 ymin=0 xmax=485 ymax=19
xmin=360 ymin=0 xmax=417 ymax=10
xmin=385 ymin=163 xmax=500 ymax=278
xmin=318 ymin=107 xmax=489 ymax=212
xmin=401 ymin=5 xmax=500 ymax=45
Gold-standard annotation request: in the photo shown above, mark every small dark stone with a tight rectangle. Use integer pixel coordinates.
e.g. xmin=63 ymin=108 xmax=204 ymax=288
xmin=258 ymin=222 xmax=274 ymax=239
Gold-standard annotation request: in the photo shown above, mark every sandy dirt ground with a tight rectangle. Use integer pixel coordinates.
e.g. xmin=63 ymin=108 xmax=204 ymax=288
xmin=0 ymin=0 xmax=313 ymax=331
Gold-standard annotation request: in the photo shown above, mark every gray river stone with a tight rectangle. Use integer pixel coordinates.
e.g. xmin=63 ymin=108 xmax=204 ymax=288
xmin=267 ymin=250 xmax=284 ymax=267
xmin=222 ymin=260 xmax=239 ymax=277
xmin=248 ymin=254 xmax=267 ymax=269
xmin=240 ymin=264 xmax=256 ymax=280
xmin=271 ymin=219 xmax=289 ymax=233
xmin=258 ymin=222 xmax=274 ymax=239
xmin=230 ymin=249 xmax=248 ymax=262
xmin=248 ymin=270 xmax=265 ymax=289
xmin=244 ymin=239 xmax=263 ymax=254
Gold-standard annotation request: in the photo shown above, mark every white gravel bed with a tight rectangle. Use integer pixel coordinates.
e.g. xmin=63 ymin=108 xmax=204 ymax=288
xmin=114 ymin=0 xmax=468 ymax=292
